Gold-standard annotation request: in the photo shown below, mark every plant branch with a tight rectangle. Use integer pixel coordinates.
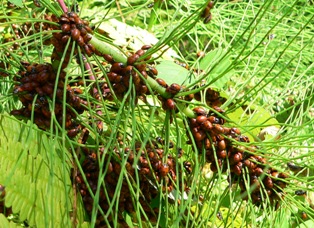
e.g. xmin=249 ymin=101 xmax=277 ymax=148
xmin=82 ymin=55 xmax=103 ymax=131
xmin=57 ymin=0 xmax=68 ymax=13
xmin=88 ymin=36 xmax=128 ymax=64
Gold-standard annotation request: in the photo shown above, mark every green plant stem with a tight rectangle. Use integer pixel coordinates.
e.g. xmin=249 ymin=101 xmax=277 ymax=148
xmin=179 ymin=104 xmax=196 ymax=119
xmin=147 ymin=0 xmax=163 ymax=32
xmin=145 ymin=76 xmax=168 ymax=98
xmin=82 ymin=55 xmax=103 ymax=130
xmin=88 ymin=34 xmax=201 ymax=119
xmin=89 ymin=35 xmax=173 ymax=97
xmin=89 ymin=36 xmax=128 ymax=65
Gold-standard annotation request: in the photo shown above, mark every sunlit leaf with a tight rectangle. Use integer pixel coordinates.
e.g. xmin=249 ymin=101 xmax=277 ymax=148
xmin=295 ymin=219 xmax=314 ymax=228
xmin=155 ymin=60 xmax=192 ymax=85
xmin=9 ymin=0 xmax=23 ymax=8
xmin=227 ymin=103 xmax=279 ymax=142
xmin=199 ymin=48 xmax=234 ymax=89
xmin=0 ymin=114 xmax=76 ymax=227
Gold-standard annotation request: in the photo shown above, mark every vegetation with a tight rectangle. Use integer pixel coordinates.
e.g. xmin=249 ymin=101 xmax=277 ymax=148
xmin=0 ymin=0 xmax=313 ymax=227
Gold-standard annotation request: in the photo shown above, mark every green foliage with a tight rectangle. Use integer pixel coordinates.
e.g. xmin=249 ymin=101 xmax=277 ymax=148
xmin=8 ymin=0 xmax=23 ymax=8
xmin=0 ymin=0 xmax=314 ymax=227
xmin=199 ymin=48 xmax=233 ymax=89
xmin=155 ymin=60 xmax=191 ymax=85
xmin=226 ymin=102 xmax=279 ymax=142
xmin=0 ymin=114 xmax=85 ymax=227
xmin=0 ymin=214 xmax=22 ymax=227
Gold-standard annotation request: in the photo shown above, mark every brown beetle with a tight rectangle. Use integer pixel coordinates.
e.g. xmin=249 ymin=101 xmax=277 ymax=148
xmin=156 ymin=78 xmax=168 ymax=88
xmin=61 ymin=24 xmax=71 ymax=33
xmin=71 ymin=28 xmax=81 ymax=41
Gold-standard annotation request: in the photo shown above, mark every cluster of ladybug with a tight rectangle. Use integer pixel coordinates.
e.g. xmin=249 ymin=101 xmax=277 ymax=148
xmin=2 ymin=13 xmax=56 ymax=50
xmin=7 ymin=12 xmax=100 ymax=137
xmin=1 ymin=13 xmax=57 ymax=76
xmin=194 ymin=87 xmax=226 ymax=108
xmin=156 ymin=80 xmax=182 ymax=111
xmin=75 ymin=138 xmax=182 ymax=226
xmin=2 ymin=5 xmax=292 ymax=225
xmin=155 ymin=79 xmax=196 ymax=111
xmin=51 ymin=12 xmax=95 ymax=73
xmin=100 ymin=45 xmax=159 ymax=101
xmin=10 ymin=62 xmax=86 ymax=137
xmin=187 ymin=101 xmax=288 ymax=206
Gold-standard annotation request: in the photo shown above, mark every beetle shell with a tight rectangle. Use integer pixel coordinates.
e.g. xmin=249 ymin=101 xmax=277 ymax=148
xmin=79 ymin=27 xmax=87 ymax=36
xmin=197 ymin=51 xmax=205 ymax=58
xmin=71 ymin=28 xmax=81 ymax=41
xmin=213 ymin=124 xmax=224 ymax=134
xmin=204 ymin=138 xmax=211 ymax=149
xmin=165 ymin=98 xmax=176 ymax=110
xmin=231 ymin=152 xmax=243 ymax=164
xmin=254 ymin=167 xmax=263 ymax=176
xmin=59 ymin=16 xmax=70 ymax=23
xmin=61 ymin=35 xmax=70 ymax=43
xmin=194 ymin=130 xmax=206 ymax=142
xmin=217 ymin=140 xmax=226 ymax=150
xmin=110 ymin=62 xmax=124 ymax=73
xmin=208 ymin=116 xmax=219 ymax=123
xmin=278 ymin=172 xmax=288 ymax=179
xmin=167 ymin=83 xmax=181 ymax=94
xmin=140 ymin=85 xmax=148 ymax=94
xmin=203 ymin=13 xmax=212 ymax=24
xmin=264 ymin=176 xmax=274 ymax=189
xmin=160 ymin=164 xmax=169 ymax=177
xmin=193 ymin=107 xmax=207 ymax=116
xmin=76 ymin=35 xmax=84 ymax=47
xmin=83 ymin=34 xmax=92 ymax=43
xmin=233 ymin=164 xmax=242 ymax=175
xmin=103 ymin=54 xmax=113 ymax=63
xmin=135 ymin=63 xmax=146 ymax=72
xmin=196 ymin=115 xmax=207 ymax=124
xmin=136 ymin=49 xmax=145 ymax=56
xmin=10 ymin=109 xmax=23 ymax=116
xmin=301 ymin=212 xmax=307 ymax=220
xmin=208 ymin=1 xmax=214 ymax=9
xmin=122 ymin=65 xmax=133 ymax=76
xmin=85 ymin=26 xmax=93 ymax=34
xmin=141 ymin=44 xmax=151 ymax=50
xmin=127 ymin=54 xmax=140 ymax=65
xmin=201 ymin=120 xmax=213 ymax=131
xmin=156 ymin=78 xmax=167 ymax=88
xmin=148 ymin=66 xmax=158 ymax=75
xmin=244 ymin=159 xmax=256 ymax=171
xmin=83 ymin=44 xmax=92 ymax=56
xmin=231 ymin=127 xmax=241 ymax=135
xmin=36 ymin=71 xmax=49 ymax=83
xmin=61 ymin=24 xmax=71 ymax=33
xmin=87 ymin=43 xmax=95 ymax=53
xmin=217 ymin=150 xmax=227 ymax=159
xmin=202 ymin=6 xmax=210 ymax=18
xmin=184 ymin=93 xmax=194 ymax=101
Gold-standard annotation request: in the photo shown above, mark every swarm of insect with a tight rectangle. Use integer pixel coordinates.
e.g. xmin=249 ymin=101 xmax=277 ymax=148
xmin=75 ymin=137 xmax=186 ymax=226
xmin=10 ymin=62 xmax=86 ymax=137
xmin=187 ymin=87 xmax=289 ymax=206
xmin=101 ymin=45 xmax=159 ymax=100
xmin=50 ymin=11 xmax=95 ymax=72
xmin=1 ymin=13 xmax=56 ymax=51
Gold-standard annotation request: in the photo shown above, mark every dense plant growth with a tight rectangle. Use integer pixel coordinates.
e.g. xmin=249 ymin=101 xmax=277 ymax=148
xmin=0 ymin=0 xmax=314 ymax=227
